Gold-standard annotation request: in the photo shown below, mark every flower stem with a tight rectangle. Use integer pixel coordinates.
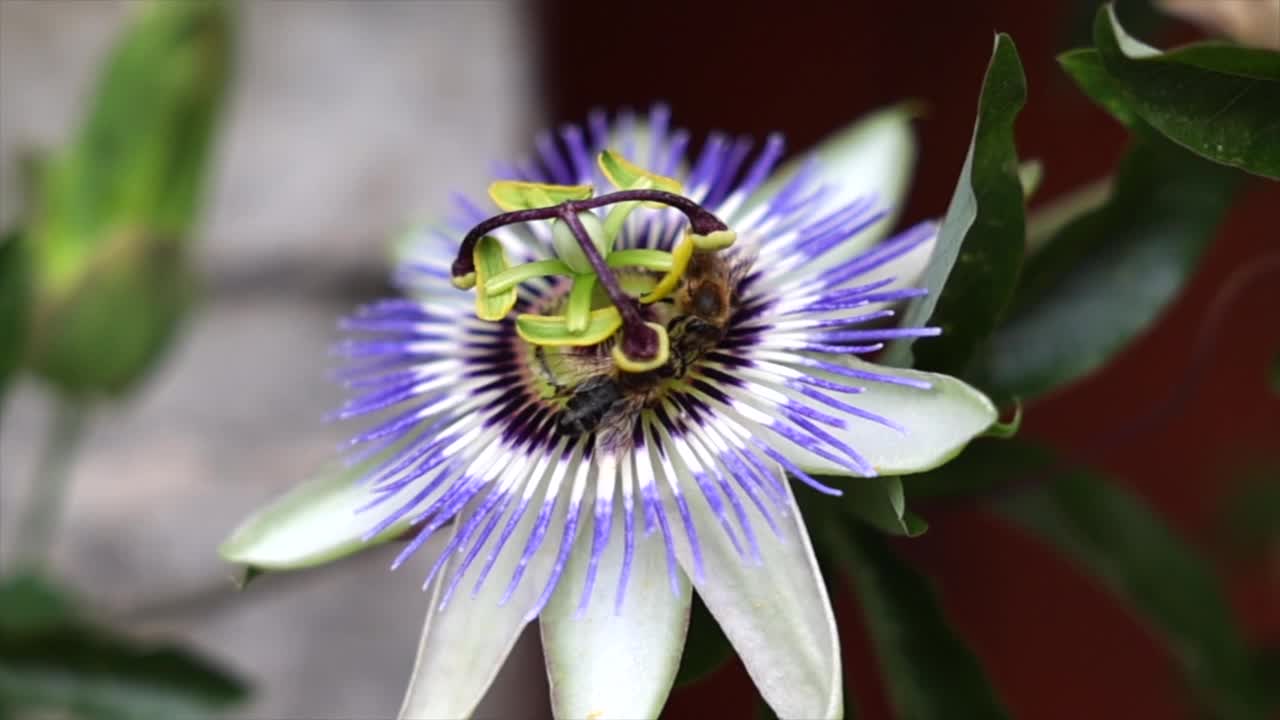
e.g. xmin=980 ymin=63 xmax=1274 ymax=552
xmin=14 ymin=394 xmax=88 ymax=570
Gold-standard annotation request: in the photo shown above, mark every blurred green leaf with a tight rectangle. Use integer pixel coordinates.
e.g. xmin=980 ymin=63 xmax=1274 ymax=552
xmin=996 ymin=459 xmax=1269 ymax=720
xmin=0 ymin=575 xmax=248 ymax=720
xmin=0 ymin=231 xmax=30 ymax=395
xmin=672 ymin=595 xmax=733 ymax=687
xmin=968 ymin=133 xmax=1242 ymax=400
xmin=1092 ymin=5 xmax=1280 ymax=179
xmin=831 ymin=476 xmax=928 ymax=537
xmin=824 ymin=527 xmax=1009 ymax=720
xmin=1216 ymin=462 xmax=1280 ymax=561
xmin=901 ymin=438 xmax=1041 ymax=502
xmin=886 ymin=33 xmax=1026 ymax=373
xmin=27 ymin=0 xmax=233 ymax=396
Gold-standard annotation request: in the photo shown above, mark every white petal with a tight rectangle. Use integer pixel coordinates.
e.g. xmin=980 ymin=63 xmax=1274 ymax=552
xmin=219 ymin=459 xmax=421 ymax=570
xmin=667 ymin=462 xmax=842 ymax=719
xmin=783 ymin=357 xmax=996 ymax=477
xmin=398 ymin=491 xmax=567 ymax=719
xmin=745 ymin=105 xmax=917 ymax=262
xmin=541 ymin=499 xmax=691 ymax=720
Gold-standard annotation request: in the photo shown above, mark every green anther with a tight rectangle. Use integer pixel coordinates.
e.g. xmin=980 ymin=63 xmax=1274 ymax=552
xmin=606 ymin=249 xmax=674 ymax=272
xmin=598 ymin=150 xmax=682 ymax=203
xmin=565 ymin=273 xmax=597 ymax=334
xmin=488 ymin=180 xmax=593 ymax=212
xmin=485 ymin=258 xmax=573 ymax=296
xmin=690 ymin=229 xmax=737 ymax=251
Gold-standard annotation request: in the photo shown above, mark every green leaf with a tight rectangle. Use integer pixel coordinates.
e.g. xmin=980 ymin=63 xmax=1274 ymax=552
xmin=884 ymin=34 xmax=1027 ymax=372
xmin=0 ymin=230 xmax=31 ymax=395
xmin=0 ymin=575 xmax=248 ymax=720
xmin=995 ymin=454 xmax=1270 ymax=720
xmin=673 ymin=595 xmax=734 ymax=687
xmin=1092 ymin=5 xmax=1280 ymax=179
xmin=487 ymin=180 xmax=592 ymax=212
xmin=823 ymin=527 xmax=1009 ymax=720
xmin=26 ymin=0 xmax=233 ymax=396
xmin=900 ymin=438 xmax=1041 ymax=502
xmin=968 ymin=133 xmax=1243 ymax=400
xmin=829 ymin=476 xmax=928 ymax=537
xmin=1058 ymin=49 xmax=1140 ymax=127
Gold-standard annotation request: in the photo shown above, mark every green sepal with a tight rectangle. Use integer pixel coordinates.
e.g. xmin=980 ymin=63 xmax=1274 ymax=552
xmin=516 ymin=306 xmax=622 ymax=347
xmin=487 ymin=180 xmax=593 ymax=212
xmin=472 ymin=236 xmax=517 ymax=321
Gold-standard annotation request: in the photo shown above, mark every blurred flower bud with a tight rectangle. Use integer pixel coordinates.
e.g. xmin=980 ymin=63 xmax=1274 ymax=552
xmin=24 ymin=0 xmax=233 ymax=396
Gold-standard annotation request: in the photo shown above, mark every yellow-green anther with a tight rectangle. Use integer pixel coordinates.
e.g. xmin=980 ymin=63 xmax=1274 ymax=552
xmin=552 ymin=211 xmax=610 ymax=275
xmin=488 ymin=180 xmax=593 ymax=212
xmin=597 ymin=150 xmax=682 ymax=206
xmin=472 ymin=236 xmax=517 ymax=321
xmin=606 ymin=249 xmax=674 ymax=272
xmin=565 ymin=274 xmax=597 ymax=334
xmin=485 ymin=258 xmax=573 ymax=296
xmin=515 ymin=306 xmax=623 ymax=347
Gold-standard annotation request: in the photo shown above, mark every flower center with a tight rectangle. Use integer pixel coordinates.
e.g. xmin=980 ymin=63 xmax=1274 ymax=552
xmin=449 ymin=150 xmax=737 ymax=375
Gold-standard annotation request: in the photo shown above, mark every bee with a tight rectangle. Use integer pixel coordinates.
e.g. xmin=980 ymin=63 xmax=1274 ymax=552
xmin=666 ymin=251 xmax=741 ymax=377
xmin=550 ymin=249 xmax=748 ymax=441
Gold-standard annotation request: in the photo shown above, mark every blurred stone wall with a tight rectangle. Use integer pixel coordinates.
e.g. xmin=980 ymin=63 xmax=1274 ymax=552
xmin=0 ymin=1 xmax=549 ymax=717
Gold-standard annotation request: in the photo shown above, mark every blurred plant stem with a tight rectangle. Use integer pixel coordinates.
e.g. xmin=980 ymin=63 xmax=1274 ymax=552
xmin=14 ymin=395 xmax=88 ymax=569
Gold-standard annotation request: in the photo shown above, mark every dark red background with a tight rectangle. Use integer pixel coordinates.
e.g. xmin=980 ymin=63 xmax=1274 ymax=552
xmin=540 ymin=1 xmax=1280 ymax=718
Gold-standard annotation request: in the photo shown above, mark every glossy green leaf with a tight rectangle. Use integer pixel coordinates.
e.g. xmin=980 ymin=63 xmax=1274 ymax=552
xmin=968 ymin=133 xmax=1243 ymax=400
xmin=1093 ymin=5 xmax=1280 ymax=178
xmin=673 ymin=595 xmax=734 ymax=687
xmin=0 ymin=575 xmax=248 ymax=720
xmin=27 ymin=0 xmax=232 ymax=396
xmin=1058 ymin=49 xmax=1140 ymax=126
xmin=473 ymin=235 xmax=517 ymax=321
xmin=884 ymin=34 xmax=1027 ymax=373
xmin=487 ymin=180 xmax=592 ymax=212
xmin=995 ymin=454 xmax=1270 ymax=720
xmin=823 ymin=527 xmax=1009 ymax=720
xmin=0 ymin=230 xmax=30 ymax=395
